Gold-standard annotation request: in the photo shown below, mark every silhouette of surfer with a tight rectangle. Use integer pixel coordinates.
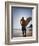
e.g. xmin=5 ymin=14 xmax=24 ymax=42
xmin=20 ymin=17 xmax=26 ymax=37
xmin=20 ymin=17 xmax=32 ymax=37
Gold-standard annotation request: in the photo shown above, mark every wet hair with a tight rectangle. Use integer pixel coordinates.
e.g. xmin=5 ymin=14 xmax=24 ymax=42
xmin=22 ymin=17 xmax=24 ymax=19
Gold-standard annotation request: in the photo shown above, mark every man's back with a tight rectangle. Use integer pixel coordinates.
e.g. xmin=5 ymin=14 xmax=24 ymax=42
xmin=20 ymin=19 xmax=26 ymax=27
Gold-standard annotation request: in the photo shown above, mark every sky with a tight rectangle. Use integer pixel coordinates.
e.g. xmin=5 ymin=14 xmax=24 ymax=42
xmin=11 ymin=7 xmax=32 ymax=29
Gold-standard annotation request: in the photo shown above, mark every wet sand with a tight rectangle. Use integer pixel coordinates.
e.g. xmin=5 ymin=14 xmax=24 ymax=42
xmin=12 ymin=28 xmax=32 ymax=37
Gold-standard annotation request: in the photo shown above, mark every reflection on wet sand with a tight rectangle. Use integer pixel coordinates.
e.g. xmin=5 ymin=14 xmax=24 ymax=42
xmin=12 ymin=28 xmax=32 ymax=37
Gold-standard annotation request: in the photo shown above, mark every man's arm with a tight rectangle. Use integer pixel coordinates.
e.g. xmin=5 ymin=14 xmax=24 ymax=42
xmin=20 ymin=20 xmax=22 ymax=25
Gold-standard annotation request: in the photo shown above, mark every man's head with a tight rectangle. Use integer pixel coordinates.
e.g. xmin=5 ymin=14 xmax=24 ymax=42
xmin=22 ymin=17 xmax=24 ymax=20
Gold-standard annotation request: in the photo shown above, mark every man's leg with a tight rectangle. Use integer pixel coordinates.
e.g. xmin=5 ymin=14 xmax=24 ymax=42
xmin=22 ymin=31 xmax=24 ymax=37
xmin=24 ymin=29 xmax=26 ymax=37
xmin=22 ymin=27 xmax=24 ymax=37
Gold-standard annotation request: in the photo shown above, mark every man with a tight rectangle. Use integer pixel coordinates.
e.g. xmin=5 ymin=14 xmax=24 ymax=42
xmin=20 ymin=17 xmax=26 ymax=37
